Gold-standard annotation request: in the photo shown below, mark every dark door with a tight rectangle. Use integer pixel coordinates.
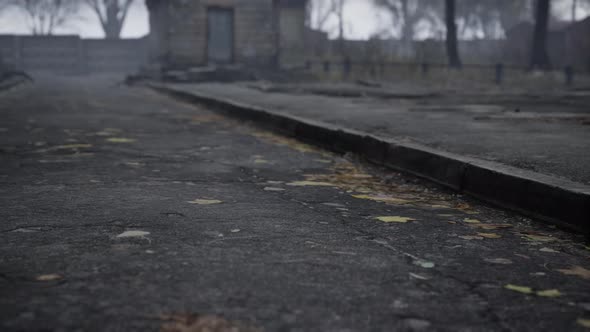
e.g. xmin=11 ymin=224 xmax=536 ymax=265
xmin=207 ymin=8 xmax=234 ymax=65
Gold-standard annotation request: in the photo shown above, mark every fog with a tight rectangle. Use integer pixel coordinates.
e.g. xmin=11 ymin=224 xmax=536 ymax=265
xmin=0 ymin=0 xmax=587 ymax=40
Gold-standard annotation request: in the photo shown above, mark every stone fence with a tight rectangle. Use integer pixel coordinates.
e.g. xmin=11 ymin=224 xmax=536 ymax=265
xmin=0 ymin=35 xmax=148 ymax=74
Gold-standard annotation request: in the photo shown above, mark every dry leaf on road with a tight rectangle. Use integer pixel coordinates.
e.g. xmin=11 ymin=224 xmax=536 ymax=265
xmin=160 ymin=313 xmax=259 ymax=332
xmin=557 ymin=266 xmax=590 ymax=280
xmin=376 ymin=216 xmax=416 ymax=223
xmin=187 ymin=199 xmax=223 ymax=205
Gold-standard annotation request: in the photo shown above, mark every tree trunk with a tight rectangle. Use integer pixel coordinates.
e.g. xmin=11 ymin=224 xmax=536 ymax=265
xmin=400 ymin=0 xmax=412 ymax=42
xmin=336 ymin=0 xmax=345 ymax=55
xmin=104 ymin=1 xmax=123 ymax=39
xmin=445 ymin=0 xmax=461 ymax=68
xmin=530 ymin=0 xmax=551 ymax=70
xmin=572 ymin=0 xmax=577 ymax=21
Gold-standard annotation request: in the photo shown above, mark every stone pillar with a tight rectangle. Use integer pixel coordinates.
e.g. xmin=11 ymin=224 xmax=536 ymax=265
xmin=145 ymin=0 xmax=168 ymax=68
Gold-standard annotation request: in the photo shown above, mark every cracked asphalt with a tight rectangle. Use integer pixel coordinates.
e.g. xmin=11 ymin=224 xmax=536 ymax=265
xmin=1 ymin=76 xmax=589 ymax=331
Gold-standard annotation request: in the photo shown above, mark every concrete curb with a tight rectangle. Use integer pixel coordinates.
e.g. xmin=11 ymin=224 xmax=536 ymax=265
xmin=0 ymin=76 xmax=31 ymax=93
xmin=149 ymin=83 xmax=590 ymax=234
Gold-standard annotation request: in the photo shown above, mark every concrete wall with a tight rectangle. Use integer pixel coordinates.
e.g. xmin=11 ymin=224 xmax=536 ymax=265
xmin=157 ymin=0 xmax=276 ymax=67
xmin=0 ymin=35 xmax=148 ymax=74
xmin=148 ymin=0 xmax=306 ymax=69
xmin=305 ymin=18 xmax=590 ymax=72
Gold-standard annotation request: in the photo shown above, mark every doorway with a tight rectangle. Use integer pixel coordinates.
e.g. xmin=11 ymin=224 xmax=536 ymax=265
xmin=207 ymin=7 xmax=234 ymax=65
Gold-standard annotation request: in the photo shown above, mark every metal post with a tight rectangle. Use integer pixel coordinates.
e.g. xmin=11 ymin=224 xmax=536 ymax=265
xmin=343 ymin=57 xmax=351 ymax=79
xmin=564 ymin=65 xmax=574 ymax=87
xmin=495 ymin=63 xmax=504 ymax=85
xmin=369 ymin=62 xmax=376 ymax=78
xmin=421 ymin=63 xmax=429 ymax=77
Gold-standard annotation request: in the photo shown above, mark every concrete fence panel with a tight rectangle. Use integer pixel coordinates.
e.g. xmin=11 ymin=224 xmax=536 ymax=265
xmin=0 ymin=34 xmax=148 ymax=75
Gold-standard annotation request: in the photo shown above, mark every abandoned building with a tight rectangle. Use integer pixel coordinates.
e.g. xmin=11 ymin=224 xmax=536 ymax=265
xmin=145 ymin=0 xmax=307 ymax=70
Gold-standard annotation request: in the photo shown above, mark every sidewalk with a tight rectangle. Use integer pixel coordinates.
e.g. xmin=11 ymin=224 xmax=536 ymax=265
xmin=161 ymin=82 xmax=590 ymax=184
xmin=151 ymin=82 xmax=590 ymax=231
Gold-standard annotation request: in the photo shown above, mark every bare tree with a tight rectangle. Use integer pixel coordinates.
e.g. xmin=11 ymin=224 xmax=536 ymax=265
xmin=84 ymin=0 xmax=134 ymax=39
xmin=445 ymin=0 xmax=461 ymax=68
xmin=306 ymin=0 xmax=337 ymax=31
xmin=0 ymin=1 xmax=11 ymax=12
xmin=530 ymin=0 xmax=551 ymax=69
xmin=11 ymin=0 xmax=79 ymax=35
xmin=372 ymin=0 xmax=441 ymax=41
xmin=569 ymin=0 xmax=590 ymax=21
xmin=306 ymin=0 xmax=348 ymax=38
xmin=333 ymin=0 xmax=347 ymax=52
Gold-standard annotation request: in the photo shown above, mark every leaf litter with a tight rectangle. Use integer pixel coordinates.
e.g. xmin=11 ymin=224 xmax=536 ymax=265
xmin=251 ymin=131 xmax=323 ymax=154
xmin=160 ymin=313 xmax=260 ymax=332
xmin=106 ymin=137 xmax=136 ymax=143
xmin=36 ymin=274 xmax=63 ymax=282
xmin=116 ymin=230 xmax=150 ymax=239
xmin=376 ymin=216 xmax=416 ymax=223
xmin=294 ymin=161 xmax=461 ymax=210
xmin=187 ymin=199 xmax=223 ymax=205
xmin=505 ymin=284 xmax=562 ymax=297
xmin=557 ymin=266 xmax=590 ymax=280
xmin=578 ymin=318 xmax=590 ymax=328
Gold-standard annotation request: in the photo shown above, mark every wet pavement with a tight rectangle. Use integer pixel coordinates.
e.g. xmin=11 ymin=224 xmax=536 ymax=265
xmin=1 ymin=76 xmax=589 ymax=331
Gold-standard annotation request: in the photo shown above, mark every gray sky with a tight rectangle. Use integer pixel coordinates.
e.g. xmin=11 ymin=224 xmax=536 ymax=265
xmin=0 ymin=0 xmax=379 ymax=39
xmin=0 ymin=1 xmax=150 ymax=38
xmin=0 ymin=0 xmax=587 ymax=40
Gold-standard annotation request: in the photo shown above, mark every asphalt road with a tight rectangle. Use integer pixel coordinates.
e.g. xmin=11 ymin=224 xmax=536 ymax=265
xmin=1 ymin=76 xmax=589 ymax=331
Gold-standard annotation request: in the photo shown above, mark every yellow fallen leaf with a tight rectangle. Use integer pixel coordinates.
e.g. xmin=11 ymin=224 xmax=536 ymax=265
xmin=463 ymin=218 xmax=481 ymax=224
xmin=430 ymin=204 xmax=451 ymax=209
xmin=264 ymin=187 xmax=285 ymax=192
xmin=160 ymin=313 xmax=259 ymax=332
xmin=376 ymin=216 xmax=415 ymax=223
xmin=254 ymin=159 xmax=269 ymax=164
xmin=352 ymin=194 xmax=410 ymax=205
xmin=471 ymin=223 xmax=513 ymax=230
xmin=477 ymin=232 xmax=502 ymax=239
xmin=455 ymin=203 xmax=472 ymax=210
xmin=459 ymin=235 xmax=484 ymax=240
xmin=536 ymin=289 xmax=562 ymax=297
xmin=484 ymin=258 xmax=512 ymax=265
xmin=287 ymin=181 xmax=335 ymax=187
xmin=106 ymin=137 xmax=136 ymax=143
xmin=557 ymin=266 xmax=590 ymax=280
xmin=414 ymin=260 xmax=435 ymax=268
xmin=36 ymin=144 xmax=93 ymax=153
xmin=53 ymin=144 xmax=92 ymax=150
xmin=505 ymin=284 xmax=533 ymax=294
xmin=36 ymin=274 xmax=63 ymax=281
xmin=522 ymin=234 xmax=556 ymax=242
xmin=187 ymin=199 xmax=223 ymax=205
xmin=577 ymin=318 xmax=590 ymax=328
xmin=409 ymin=272 xmax=430 ymax=280
xmin=251 ymin=131 xmax=320 ymax=154
xmin=117 ymin=230 xmax=150 ymax=238
xmin=539 ymin=247 xmax=559 ymax=253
